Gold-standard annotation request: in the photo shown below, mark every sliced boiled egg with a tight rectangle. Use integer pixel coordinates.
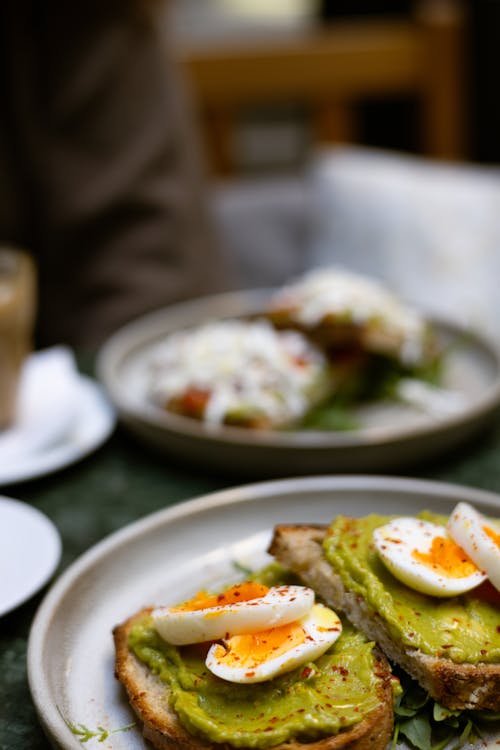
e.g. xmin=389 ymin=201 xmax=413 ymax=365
xmin=447 ymin=502 xmax=500 ymax=593
xmin=373 ymin=517 xmax=487 ymax=597
xmin=205 ymin=603 xmax=342 ymax=684
xmin=153 ymin=582 xmax=315 ymax=646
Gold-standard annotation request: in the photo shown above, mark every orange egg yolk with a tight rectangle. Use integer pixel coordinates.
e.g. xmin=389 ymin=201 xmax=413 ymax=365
xmin=171 ymin=581 xmax=270 ymax=612
xmin=213 ymin=621 xmax=306 ymax=670
xmin=412 ymin=535 xmax=478 ymax=578
xmin=484 ymin=524 xmax=500 ymax=550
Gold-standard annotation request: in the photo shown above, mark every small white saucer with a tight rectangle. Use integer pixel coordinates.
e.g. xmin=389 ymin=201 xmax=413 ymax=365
xmin=0 ymin=349 xmax=116 ymax=486
xmin=0 ymin=496 xmax=62 ymax=616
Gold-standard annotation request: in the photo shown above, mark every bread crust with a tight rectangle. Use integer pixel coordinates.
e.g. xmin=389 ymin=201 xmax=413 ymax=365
xmin=269 ymin=525 xmax=500 ymax=712
xmin=113 ymin=607 xmax=394 ymax=750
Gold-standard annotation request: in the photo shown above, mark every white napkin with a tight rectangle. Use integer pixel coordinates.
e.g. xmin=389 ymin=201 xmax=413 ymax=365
xmin=0 ymin=347 xmax=80 ymax=463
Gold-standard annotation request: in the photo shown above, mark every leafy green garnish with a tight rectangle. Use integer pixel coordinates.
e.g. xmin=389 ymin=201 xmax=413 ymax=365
xmin=299 ymin=401 xmax=360 ymax=431
xmin=298 ymin=346 xmax=447 ymax=433
xmin=392 ymin=669 xmax=499 ymax=750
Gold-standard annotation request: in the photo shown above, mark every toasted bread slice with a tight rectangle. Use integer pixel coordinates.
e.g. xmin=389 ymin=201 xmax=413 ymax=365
xmin=269 ymin=525 xmax=500 ymax=712
xmin=113 ymin=607 xmax=394 ymax=750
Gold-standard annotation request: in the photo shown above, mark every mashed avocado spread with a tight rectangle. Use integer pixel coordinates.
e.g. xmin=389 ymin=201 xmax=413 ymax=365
xmin=323 ymin=513 xmax=500 ymax=665
xmin=129 ymin=596 xmax=385 ymax=748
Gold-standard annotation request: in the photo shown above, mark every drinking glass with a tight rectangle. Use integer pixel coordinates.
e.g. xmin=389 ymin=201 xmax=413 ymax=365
xmin=0 ymin=246 xmax=36 ymax=429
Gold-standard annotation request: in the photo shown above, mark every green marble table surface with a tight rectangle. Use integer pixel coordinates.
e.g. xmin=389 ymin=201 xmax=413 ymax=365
xmin=2 ymin=382 xmax=500 ymax=750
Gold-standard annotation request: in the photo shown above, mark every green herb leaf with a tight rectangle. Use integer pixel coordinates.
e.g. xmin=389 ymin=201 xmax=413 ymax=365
xmin=398 ymin=714 xmax=432 ymax=750
xmin=433 ymin=703 xmax=461 ymax=722
xmin=58 ymin=707 xmax=135 ymax=744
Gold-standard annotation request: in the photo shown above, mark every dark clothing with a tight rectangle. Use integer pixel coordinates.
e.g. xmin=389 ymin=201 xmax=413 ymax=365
xmin=0 ymin=1 xmax=225 ymax=349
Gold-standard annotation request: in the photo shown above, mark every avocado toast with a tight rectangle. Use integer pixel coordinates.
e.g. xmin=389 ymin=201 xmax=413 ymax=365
xmin=269 ymin=512 xmax=500 ymax=712
xmin=113 ymin=576 xmax=395 ymax=750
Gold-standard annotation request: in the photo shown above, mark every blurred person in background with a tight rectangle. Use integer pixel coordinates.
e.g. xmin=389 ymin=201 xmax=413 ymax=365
xmin=0 ymin=0 xmax=227 ymax=351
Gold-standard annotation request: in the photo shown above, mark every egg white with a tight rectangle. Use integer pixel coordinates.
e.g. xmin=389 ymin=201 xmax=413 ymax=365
xmin=447 ymin=502 xmax=500 ymax=593
xmin=373 ymin=517 xmax=487 ymax=598
xmin=153 ymin=585 xmax=315 ymax=645
xmin=205 ymin=603 xmax=342 ymax=684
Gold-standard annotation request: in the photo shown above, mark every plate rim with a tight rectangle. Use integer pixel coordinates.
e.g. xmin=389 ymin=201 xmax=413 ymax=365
xmin=27 ymin=474 xmax=500 ymax=749
xmin=0 ymin=495 xmax=61 ymax=616
xmin=0 ymin=374 xmax=116 ymax=486
xmin=96 ymin=289 xmax=500 ymax=450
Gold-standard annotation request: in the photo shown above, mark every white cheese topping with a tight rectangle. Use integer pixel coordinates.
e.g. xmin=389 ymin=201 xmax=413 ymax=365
xmin=270 ymin=267 xmax=429 ymax=365
xmin=147 ymin=319 xmax=328 ymax=426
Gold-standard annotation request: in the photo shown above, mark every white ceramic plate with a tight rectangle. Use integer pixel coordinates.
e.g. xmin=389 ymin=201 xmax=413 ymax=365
xmin=0 ymin=496 xmax=61 ymax=616
xmin=97 ymin=290 xmax=500 ymax=476
xmin=0 ymin=374 xmax=116 ymax=486
xmin=28 ymin=475 xmax=500 ymax=749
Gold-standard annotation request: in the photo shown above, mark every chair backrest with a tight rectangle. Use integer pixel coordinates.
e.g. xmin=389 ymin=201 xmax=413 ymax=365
xmin=175 ymin=0 xmax=466 ymax=175
xmin=307 ymin=146 xmax=500 ymax=345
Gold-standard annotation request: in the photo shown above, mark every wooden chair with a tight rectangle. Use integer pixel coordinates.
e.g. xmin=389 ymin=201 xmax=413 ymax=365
xmin=175 ymin=0 xmax=466 ymax=175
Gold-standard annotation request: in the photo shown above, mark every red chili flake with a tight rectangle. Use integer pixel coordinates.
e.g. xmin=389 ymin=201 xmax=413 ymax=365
xmin=441 ymin=644 xmax=453 ymax=649
xmin=496 ymin=626 xmax=500 ymax=634
xmin=296 ymin=709 xmax=305 ymax=714
xmin=293 ymin=355 xmax=308 ymax=367
xmin=301 ymin=666 xmax=313 ymax=679
xmin=408 ymin=632 xmax=415 ymax=638
xmin=245 ymin=671 xmax=255 ymax=677
xmin=481 ymin=649 xmax=488 ymax=656
xmin=339 ymin=667 xmax=349 ymax=676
